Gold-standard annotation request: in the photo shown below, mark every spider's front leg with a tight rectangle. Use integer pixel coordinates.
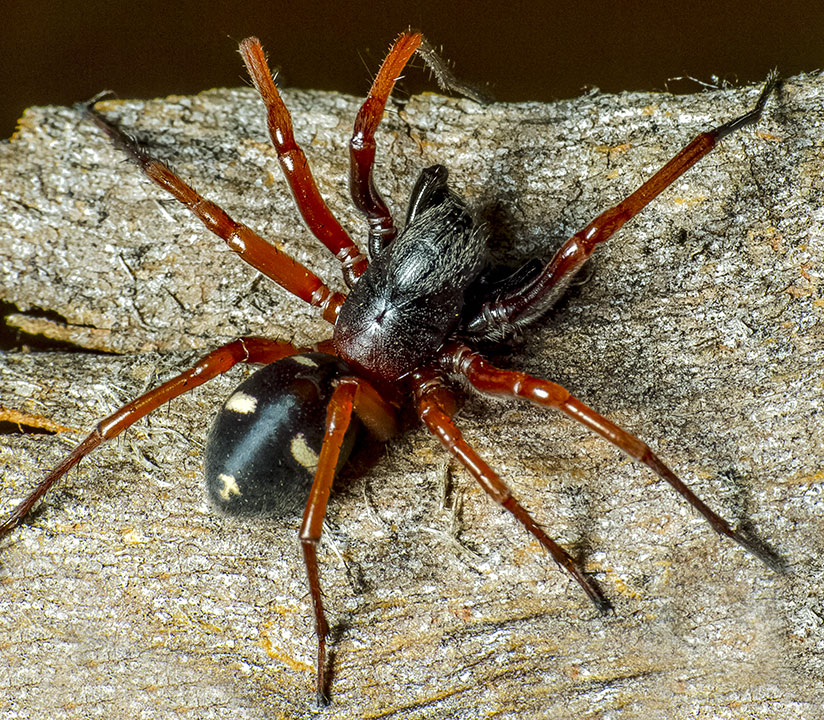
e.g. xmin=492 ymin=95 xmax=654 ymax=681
xmin=299 ymin=376 xmax=397 ymax=704
xmin=410 ymin=367 xmax=612 ymax=612
xmin=239 ymin=38 xmax=368 ymax=285
xmin=441 ymin=342 xmax=784 ymax=572
xmin=85 ymin=107 xmax=346 ymax=323
xmin=349 ymin=30 xmax=489 ymax=257
xmin=242 ymin=31 xmax=484 ymax=280
xmin=0 ymin=338 xmax=303 ymax=536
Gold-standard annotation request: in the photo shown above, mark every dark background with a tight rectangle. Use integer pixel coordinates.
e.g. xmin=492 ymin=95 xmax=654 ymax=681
xmin=2 ymin=0 xmax=822 ymax=139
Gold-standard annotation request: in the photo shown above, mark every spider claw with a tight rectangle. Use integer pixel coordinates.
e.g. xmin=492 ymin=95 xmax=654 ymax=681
xmin=587 ymin=585 xmax=614 ymax=615
xmin=731 ymin=528 xmax=788 ymax=574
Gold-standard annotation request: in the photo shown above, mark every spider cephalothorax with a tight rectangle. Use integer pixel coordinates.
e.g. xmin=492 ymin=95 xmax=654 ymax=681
xmin=0 ymin=32 xmax=782 ymax=704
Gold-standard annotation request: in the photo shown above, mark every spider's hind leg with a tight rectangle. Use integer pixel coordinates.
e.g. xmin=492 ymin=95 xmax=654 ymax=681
xmin=0 ymin=338 xmax=304 ymax=537
xmin=442 ymin=341 xmax=784 ymax=572
xmin=299 ymin=375 xmax=397 ymax=704
xmin=411 ymin=366 xmax=612 ymax=613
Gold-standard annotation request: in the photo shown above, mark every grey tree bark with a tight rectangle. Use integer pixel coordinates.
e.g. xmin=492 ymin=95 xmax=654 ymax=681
xmin=0 ymin=73 xmax=822 ymax=719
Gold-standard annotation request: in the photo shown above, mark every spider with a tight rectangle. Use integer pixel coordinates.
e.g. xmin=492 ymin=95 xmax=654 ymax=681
xmin=0 ymin=31 xmax=782 ymax=704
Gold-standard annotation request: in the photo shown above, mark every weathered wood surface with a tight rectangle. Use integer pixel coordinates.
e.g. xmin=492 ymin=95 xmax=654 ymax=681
xmin=0 ymin=74 xmax=822 ymax=719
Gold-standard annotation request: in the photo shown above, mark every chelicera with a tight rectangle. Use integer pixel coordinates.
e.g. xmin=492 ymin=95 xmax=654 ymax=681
xmin=0 ymin=32 xmax=782 ymax=704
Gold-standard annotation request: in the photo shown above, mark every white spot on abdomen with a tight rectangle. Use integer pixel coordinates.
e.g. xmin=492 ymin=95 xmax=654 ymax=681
xmin=292 ymin=355 xmax=319 ymax=367
xmin=225 ymin=391 xmax=258 ymax=414
xmin=218 ymin=474 xmax=242 ymax=500
xmin=291 ymin=433 xmax=319 ymax=471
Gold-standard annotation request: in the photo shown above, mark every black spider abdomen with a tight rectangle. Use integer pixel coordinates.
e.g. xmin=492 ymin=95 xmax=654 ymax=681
xmin=204 ymin=352 xmax=356 ymax=517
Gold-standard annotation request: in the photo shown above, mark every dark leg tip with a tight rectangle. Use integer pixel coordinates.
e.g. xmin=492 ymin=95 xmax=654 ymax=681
xmin=734 ymin=528 xmax=788 ymax=575
xmin=579 ymin=574 xmax=614 ymax=615
xmin=594 ymin=595 xmax=615 ymax=616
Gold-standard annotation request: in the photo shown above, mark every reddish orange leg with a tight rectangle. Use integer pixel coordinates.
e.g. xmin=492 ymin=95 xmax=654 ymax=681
xmin=239 ymin=38 xmax=368 ymax=286
xmin=443 ymin=342 xmax=784 ymax=571
xmin=466 ymin=72 xmax=779 ymax=335
xmin=0 ymin=338 xmax=304 ymax=537
xmin=85 ymin=109 xmax=345 ymax=323
xmin=350 ymin=31 xmax=489 ymax=256
xmin=299 ymin=376 xmax=397 ymax=704
xmin=349 ymin=31 xmax=422 ymax=255
xmin=410 ymin=367 xmax=611 ymax=612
